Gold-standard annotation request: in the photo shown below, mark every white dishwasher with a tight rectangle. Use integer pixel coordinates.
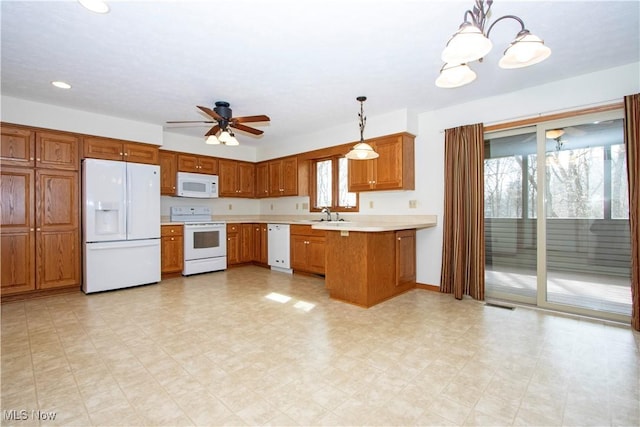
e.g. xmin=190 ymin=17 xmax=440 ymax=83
xmin=267 ymin=224 xmax=292 ymax=273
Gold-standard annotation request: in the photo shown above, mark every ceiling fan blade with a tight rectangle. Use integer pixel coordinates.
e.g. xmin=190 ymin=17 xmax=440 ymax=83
xmin=234 ymin=115 xmax=270 ymax=124
xmin=197 ymin=105 xmax=224 ymax=122
xmin=205 ymin=125 xmax=221 ymax=137
xmin=166 ymin=120 xmax=215 ymax=124
xmin=231 ymin=123 xmax=264 ymax=135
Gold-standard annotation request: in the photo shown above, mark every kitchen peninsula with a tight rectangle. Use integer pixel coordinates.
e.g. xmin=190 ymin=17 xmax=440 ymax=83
xmin=313 ymin=216 xmax=436 ymax=307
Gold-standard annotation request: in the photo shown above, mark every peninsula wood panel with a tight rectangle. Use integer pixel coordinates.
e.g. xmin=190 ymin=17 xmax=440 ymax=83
xmin=325 ymin=230 xmax=413 ymax=307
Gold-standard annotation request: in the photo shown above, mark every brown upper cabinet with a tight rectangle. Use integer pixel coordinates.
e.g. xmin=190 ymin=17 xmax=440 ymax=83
xmin=177 ymin=154 xmax=218 ymax=175
xmin=2 ymin=125 xmax=79 ymax=170
xmin=348 ymin=132 xmax=415 ymax=192
xmin=159 ymin=151 xmax=178 ymax=196
xmin=219 ymin=159 xmax=255 ymax=197
xmin=268 ymin=156 xmax=298 ymax=197
xmin=255 ymin=162 xmax=270 ymax=198
xmin=83 ymin=136 xmax=159 ymax=165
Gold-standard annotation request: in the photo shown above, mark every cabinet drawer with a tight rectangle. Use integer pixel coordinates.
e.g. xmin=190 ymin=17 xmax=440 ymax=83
xmin=161 ymin=225 xmax=183 ymax=237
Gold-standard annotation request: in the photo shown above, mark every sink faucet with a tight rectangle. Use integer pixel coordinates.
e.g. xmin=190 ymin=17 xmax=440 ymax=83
xmin=321 ymin=207 xmax=332 ymax=221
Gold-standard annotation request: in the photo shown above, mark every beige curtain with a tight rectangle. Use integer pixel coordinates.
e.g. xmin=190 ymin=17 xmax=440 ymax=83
xmin=624 ymin=94 xmax=640 ymax=331
xmin=440 ymin=123 xmax=485 ymax=300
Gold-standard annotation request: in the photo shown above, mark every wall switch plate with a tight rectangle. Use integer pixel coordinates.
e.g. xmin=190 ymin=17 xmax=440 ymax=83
xmin=228 ymin=204 xmax=233 ymax=210
xmin=296 ymin=203 xmax=299 ymax=210
xmin=302 ymin=202 xmax=309 ymax=210
xmin=340 ymin=230 xmax=349 ymax=237
xmin=409 ymin=200 xmax=417 ymax=208
xmin=270 ymin=204 xmax=274 ymax=211
xmin=369 ymin=201 xmax=374 ymax=209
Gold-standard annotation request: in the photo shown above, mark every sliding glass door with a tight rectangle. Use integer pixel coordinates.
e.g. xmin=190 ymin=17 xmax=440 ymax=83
xmin=485 ymin=111 xmax=632 ymax=321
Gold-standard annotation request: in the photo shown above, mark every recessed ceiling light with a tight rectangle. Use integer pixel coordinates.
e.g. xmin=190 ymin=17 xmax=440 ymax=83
xmin=78 ymin=0 xmax=110 ymax=14
xmin=51 ymin=81 xmax=72 ymax=89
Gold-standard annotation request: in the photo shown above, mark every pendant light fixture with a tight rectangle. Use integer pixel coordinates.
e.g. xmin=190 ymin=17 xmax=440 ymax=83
xmin=346 ymin=96 xmax=379 ymax=160
xmin=436 ymin=0 xmax=551 ymax=88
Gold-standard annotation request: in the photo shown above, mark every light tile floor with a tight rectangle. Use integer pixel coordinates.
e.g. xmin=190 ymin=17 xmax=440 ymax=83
xmin=1 ymin=266 xmax=639 ymax=426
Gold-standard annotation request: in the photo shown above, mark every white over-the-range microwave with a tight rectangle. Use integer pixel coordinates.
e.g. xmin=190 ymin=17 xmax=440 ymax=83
xmin=176 ymin=172 xmax=219 ymax=198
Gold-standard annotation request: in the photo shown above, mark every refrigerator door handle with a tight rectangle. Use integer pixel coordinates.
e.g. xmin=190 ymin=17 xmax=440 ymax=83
xmin=87 ymin=240 xmax=160 ymax=250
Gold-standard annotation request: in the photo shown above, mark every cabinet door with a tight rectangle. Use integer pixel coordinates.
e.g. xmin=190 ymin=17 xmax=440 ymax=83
xmin=198 ymin=156 xmax=218 ymax=174
xmin=260 ymin=224 xmax=268 ymax=264
xmin=372 ymin=138 xmax=403 ymax=190
xmin=36 ymin=132 xmax=79 ymax=170
xmin=226 ymin=225 xmax=240 ymax=265
xmin=395 ymin=229 xmax=416 ymax=287
xmin=306 ymin=236 xmax=326 ymax=275
xmin=159 ymin=151 xmax=177 ymax=195
xmin=240 ymin=224 xmax=254 ymax=262
xmin=255 ymin=163 xmax=269 ymax=198
xmin=290 ymin=235 xmax=309 ymax=271
xmin=218 ymin=159 xmax=238 ymax=196
xmin=0 ymin=168 xmax=35 ymax=294
xmin=1 ymin=126 xmax=35 ymax=167
xmin=83 ymin=137 xmax=124 ymax=161
xmin=237 ymin=162 xmax=255 ymax=197
xmin=161 ymin=235 xmax=183 ymax=274
xmin=36 ymin=170 xmax=79 ymax=289
xmin=268 ymin=160 xmax=282 ymax=196
xmin=280 ymin=157 xmax=298 ymax=196
xmin=177 ymin=154 xmax=200 ymax=173
xmin=348 ymin=158 xmax=374 ymax=192
xmin=125 ymin=143 xmax=159 ymax=165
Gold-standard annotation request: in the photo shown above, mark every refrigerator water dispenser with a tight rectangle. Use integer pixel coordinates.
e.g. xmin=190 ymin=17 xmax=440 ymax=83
xmin=95 ymin=202 xmax=120 ymax=235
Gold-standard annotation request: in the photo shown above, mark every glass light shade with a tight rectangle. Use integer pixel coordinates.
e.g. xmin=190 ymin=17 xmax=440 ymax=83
xmin=218 ymin=131 xmax=231 ymax=144
xmin=345 ymin=142 xmax=379 ymax=160
xmin=545 ymin=129 xmax=565 ymax=139
xmin=205 ymin=134 xmax=220 ymax=145
xmin=225 ymin=134 xmax=240 ymax=146
xmin=435 ymin=63 xmax=477 ymax=88
xmin=78 ymin=0 xmax=110 ymax=13
xmin=441 ymin=24 xmax=492 ymax=64
xmin=499 ymin=32 xmax=551 ymax=69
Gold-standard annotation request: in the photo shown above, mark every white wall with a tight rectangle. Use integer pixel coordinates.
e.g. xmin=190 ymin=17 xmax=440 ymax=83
xmin=0 ymin=96 xmax=164 ymax=144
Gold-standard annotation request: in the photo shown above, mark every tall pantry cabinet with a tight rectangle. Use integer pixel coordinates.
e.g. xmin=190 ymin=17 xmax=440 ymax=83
xmin=0 ymin=125 xmax=80 ymax=296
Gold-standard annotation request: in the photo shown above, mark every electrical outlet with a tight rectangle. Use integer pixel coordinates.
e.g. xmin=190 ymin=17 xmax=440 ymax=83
xmin=296 ymin=203 xmax=299 ymax=210
xmin=369 ymin=201 xmax=374 ymax=209
xmin=302 ymin=202 xmax=309 ymax=210
xmin=409 ymin=200 xmax=417 ymax=208
xmin=228 ymin=204 xmax=232 ymax=210
xmin=270 ymin=204 xmax=274 ymax=211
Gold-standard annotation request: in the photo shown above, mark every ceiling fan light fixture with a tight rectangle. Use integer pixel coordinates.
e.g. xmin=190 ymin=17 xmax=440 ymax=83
xmin=499 ymin=31 xmax=551 ymax=69
xmin=205 ymin=134 xmax=220 ymax=145
xmin=218 ymin=130 xmax=232 ymax=144
xmin=225 ymin=132 xmax=240 ymax=146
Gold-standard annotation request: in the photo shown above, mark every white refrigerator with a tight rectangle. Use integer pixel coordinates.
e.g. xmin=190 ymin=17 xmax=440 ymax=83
xmin=83 ymin=158 xmax=161 ymax=293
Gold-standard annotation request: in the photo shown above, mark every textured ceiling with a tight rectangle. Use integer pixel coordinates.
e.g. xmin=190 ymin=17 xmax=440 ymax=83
xmin=1 ymin=1 xmax=639 ymax=148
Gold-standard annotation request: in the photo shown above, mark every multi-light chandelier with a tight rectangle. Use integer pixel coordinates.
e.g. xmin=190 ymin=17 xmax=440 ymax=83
xmin=345 ymin=96 xmax=379 ymax=160
xmin=436 ymin=0 xmax=551 ymax=88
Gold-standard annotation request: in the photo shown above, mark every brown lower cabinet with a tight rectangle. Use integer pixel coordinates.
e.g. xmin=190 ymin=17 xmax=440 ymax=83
xmin=290 ymin=225 xmax=326 ymax=275
xmin=324 ymin=229 xmax=416 ymax=307
xmin=1 ymin=167 xmax=80 ymax=296
xmin=227 ymin=223 xmax=268 ymax=267
xmin=161 ymin=225 xmax=183 ymax=276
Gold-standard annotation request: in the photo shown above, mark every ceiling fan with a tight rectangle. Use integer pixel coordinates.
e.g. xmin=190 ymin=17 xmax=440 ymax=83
xmin=167 ymin=101 xmax=270 ymax=144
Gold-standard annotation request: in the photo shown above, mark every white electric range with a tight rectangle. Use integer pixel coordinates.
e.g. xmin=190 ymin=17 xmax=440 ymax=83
xmin=170 ymin=207 xmax=227 ymax=275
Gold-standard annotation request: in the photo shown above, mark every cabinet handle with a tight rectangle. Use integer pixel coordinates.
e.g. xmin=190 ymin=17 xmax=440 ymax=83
xmin=124 ymin=152 xmax=128 ymax=156
xmin=36 ymin=158 xmax=41 ymax=161
xmin=30 ymin=228 xmax=35 ymax=231
xmin=30 ymin=157 xmax=34 ymax=161
xmin=397 ymin=237 xmax=402 ymax=241
xmin=170 ymin=237 xmax=175 ymax=241
xmin=36 ymin=228 xmax=41 ymax=231
xmin=119 ymin=152 xmax=124 ymax=156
